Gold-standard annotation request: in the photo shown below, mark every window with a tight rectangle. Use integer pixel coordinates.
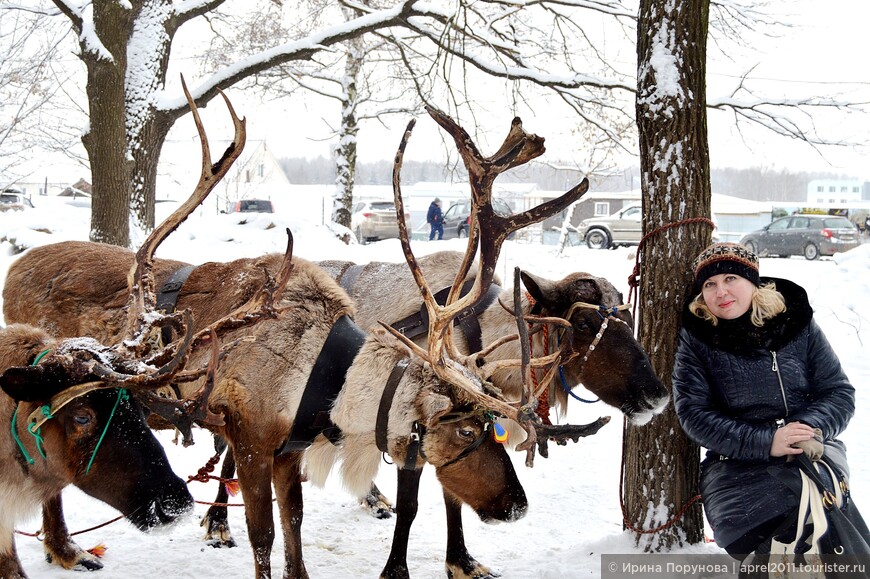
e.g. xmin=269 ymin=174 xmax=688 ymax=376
xmin=790 ymin=217 xmax=810 ymax=229
xmin=594 ymin=202 xmax=610 ymax=216
xmin=841 ymin=186 xmax=848 ymax=193
xmin=854 ymin=187 xmax=860 ymax=193
xmin=258 ymin=164 xmax=265 ymax=178
xmin=817 ymin=186 xmax=824 ymax=192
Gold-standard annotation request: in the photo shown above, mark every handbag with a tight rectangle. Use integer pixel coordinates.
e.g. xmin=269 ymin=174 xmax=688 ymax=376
xmin=770 ymin=454 xmax=870 ymax=578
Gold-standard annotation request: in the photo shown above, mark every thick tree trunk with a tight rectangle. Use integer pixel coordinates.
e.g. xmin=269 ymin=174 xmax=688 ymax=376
xmin=623 ymin=0 xmax=713 ymax=550
xmin=81 ymin=2 xmax=135 ymax=246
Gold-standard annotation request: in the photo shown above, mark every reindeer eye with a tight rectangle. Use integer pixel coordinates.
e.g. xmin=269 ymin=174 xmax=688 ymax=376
xmin=457 ymin=428 xmax=475 ymax=440
xmin=573 ymin=317 xmax=593 ymax=332
xmin=73 ymin=415 xmax=91 ymax=426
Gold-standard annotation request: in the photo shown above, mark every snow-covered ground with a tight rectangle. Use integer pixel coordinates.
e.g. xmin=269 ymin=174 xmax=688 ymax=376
xmin=1 ymin=197 xmax=868 ymax=578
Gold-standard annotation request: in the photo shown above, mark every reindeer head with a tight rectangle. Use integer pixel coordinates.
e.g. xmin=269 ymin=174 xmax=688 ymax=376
xmin=383 ymin=107 xmax=612 ymax=466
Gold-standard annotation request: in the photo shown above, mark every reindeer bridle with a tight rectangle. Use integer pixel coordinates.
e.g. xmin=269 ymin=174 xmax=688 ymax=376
xmin=562 ymin=301 xmax=632 ymax=370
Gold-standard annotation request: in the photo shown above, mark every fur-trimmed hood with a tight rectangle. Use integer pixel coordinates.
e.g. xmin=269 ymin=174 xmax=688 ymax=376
xmin=681 ymin=277 xmax=814 ymax=357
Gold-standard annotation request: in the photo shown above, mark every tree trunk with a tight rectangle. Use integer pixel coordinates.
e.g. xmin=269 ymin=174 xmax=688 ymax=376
xmin=624 ymin=0 xmax=713 ymax=551
xmin=332 ymin=19 xmax=364 ymax=233
xmin=67 ymin=0 xmax=176 ymax=248
xmin=80 ymin=1 xmax=136 ymax=246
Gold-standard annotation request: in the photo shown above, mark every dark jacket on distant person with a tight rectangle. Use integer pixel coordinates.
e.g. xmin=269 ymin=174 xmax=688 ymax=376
xmin=672 ymin=277 xmax=854 ymax=551
xmin=427 ymin=201 xmax=442 ymax=225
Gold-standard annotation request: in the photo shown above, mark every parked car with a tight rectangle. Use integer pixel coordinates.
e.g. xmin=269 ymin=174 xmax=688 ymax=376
xmin=233 ymin=199 xmax=274 ymax=213
xmin=739 ymin=214 xmax=861 ymax=260
xmin=0 ymin=190 xmax=34 ymax=212
xmin=576 ymin=202 xmax=642 ymax=249
xmin=441 ymin=198 xmax=513 ymax=240
xmin=351 ymin=199 xmax=410 ymax=243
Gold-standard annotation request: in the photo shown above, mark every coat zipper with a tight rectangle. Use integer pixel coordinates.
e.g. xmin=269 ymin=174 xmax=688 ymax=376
xmin=771 ymin=351 xmax=789 ymax=418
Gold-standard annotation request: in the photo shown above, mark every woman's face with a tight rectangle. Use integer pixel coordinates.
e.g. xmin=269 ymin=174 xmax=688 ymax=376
xmin=700 ymin=273 xmax=756 ymax=320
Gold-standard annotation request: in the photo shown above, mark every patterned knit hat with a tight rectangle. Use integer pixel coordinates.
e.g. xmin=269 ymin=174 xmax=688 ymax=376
xmin=692 ymin=242 xmax=760 ymax=292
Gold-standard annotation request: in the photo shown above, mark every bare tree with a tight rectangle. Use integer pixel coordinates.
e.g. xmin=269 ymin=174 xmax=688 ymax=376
xmin=0 ymin=8 xmax=74 ymax=186
xmin=17 ymin=0 xmax=646 ymax=246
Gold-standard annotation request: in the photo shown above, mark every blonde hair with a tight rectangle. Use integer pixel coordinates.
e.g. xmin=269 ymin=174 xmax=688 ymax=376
xmin=689 ymin=281 xmax=786 ymax=327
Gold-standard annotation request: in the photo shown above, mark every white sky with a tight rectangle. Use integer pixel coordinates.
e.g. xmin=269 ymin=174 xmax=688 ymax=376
xmin=213 ymin=0 xmax=869 ymax=178
xmin=12 ymin=0 xmax=870 ymax=185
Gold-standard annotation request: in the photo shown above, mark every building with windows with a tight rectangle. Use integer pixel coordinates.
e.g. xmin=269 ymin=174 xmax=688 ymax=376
xmin=806 ymin=179 xmax=870 ymax=204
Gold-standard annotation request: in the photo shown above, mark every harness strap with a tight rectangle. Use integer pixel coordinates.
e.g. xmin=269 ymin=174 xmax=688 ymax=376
xmin=156 ymin=264 xmax=197 ymax=346
xmin=337 ymin=263 xmax=366 ymax=294
xmin=375 ymin=357 xmax=411 ymax=456
xmin=389 ymin=281 xmax=502 ymax=353
xmin=275 ymin=316 xmax=365 ymax=456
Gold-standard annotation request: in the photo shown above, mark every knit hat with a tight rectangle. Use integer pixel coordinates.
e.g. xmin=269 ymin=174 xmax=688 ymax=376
xmin=692 ymin=242 xmax=760 ymax=292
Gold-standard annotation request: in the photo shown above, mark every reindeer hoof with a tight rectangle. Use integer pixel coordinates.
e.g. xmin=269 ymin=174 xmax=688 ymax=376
xmin=362 ymin=490 xmax=394 ymax=520
xmin=45 ymin=549 xmax=104 ymax=572
xmin=446 ymin=558 xmax=500 ymax=579
xmin=44 ymin=540 xmax=104 ymax=571
xmin=202 ymin=523 xmax=236 ymax=548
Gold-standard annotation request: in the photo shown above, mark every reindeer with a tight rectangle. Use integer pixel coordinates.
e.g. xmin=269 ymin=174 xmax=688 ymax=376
xmin=0 ymin=79 xmax=299 ymax=579
xmin=3 ymin=103 xmax=592 ymax=577
xmin=0 ymin=324 xmax=195 ymax=579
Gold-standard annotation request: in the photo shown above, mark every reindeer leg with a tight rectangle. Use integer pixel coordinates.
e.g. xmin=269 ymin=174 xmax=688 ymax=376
xmin=0 ymin=532 xmax=26 ymax=579
xmin=361 ymin=482 xmax=394 ymax=519
xmin=41 ymin=494 xmax=103 ymax=571
xmin=235 ymin=448 xmax=275 ymax=579
xmin=380 ymin=466 xmax=422 ymax=579
xmin=201 ymin=437 xmax=237 ymax=548
xmin=444 ymin=494 xmax=499 ymax=579
xmin=273 ymin=451 xmax=309 ymax=579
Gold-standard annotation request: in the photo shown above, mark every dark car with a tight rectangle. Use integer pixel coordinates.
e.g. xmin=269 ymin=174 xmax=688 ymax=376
xmin=441 ymin=198 xmax=513 ymax=240
xmin=233 ymin=199 xmax=274 ymax=213
xmin=739 ymin=214 xmax=861 ymax=260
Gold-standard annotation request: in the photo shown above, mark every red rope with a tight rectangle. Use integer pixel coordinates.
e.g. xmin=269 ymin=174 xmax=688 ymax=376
xmin=524 ymin=293 xmax=553 ymax=425
xmin=627 ymin=217 xmax=716 ymax=313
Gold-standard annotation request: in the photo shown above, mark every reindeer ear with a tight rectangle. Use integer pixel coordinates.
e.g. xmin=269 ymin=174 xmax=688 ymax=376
xmin=0 ymin=364 xmax=72 ymax=403
xmin=520 ymin=270 xmax=558 ymax=310
xmin=420 ymin=392 xmax=453 ymax=426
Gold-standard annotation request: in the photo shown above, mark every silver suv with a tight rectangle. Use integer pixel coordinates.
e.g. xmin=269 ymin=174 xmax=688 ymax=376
xmin=576 ymin=203 xmax=642 ymax=249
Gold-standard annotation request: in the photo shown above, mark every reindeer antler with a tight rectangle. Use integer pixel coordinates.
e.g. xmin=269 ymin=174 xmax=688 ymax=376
xmin=124 ymin=74 xmax=247 ymax=350
xmin=386 ymin=108 xmax=600 ymax=466
xmin=1 ymin=81 xmax=297 ymax=447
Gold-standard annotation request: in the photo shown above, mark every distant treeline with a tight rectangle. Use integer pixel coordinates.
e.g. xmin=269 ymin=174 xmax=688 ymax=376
xmin=278 ymin=156 xmax=859 ymax=203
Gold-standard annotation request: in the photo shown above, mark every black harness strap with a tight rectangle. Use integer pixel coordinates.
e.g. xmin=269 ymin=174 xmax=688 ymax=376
xmin=156 ymin=264 xmax=197 ymax=345
xmin=276 ymin=315 xmax=365 ymax=456
xmin=389 ymin=281 xmax=502 ymax=353
xmin=375 ymin=357 xmax=411 ymax=456
xmin=337 ymin=263 xmax=366 ymax=294
xmin=155 ymin=265 xmax=196 ymax=399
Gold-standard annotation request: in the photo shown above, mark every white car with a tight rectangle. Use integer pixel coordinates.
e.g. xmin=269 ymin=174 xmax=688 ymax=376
xmin=577 ymin=203 xmax=643 ymax=249
xmin=351 ymin=199 xmax=410 ymax=243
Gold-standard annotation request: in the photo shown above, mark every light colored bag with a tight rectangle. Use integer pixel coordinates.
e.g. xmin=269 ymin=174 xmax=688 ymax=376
xmin=768 ymin=461 xmax=839 ymax=579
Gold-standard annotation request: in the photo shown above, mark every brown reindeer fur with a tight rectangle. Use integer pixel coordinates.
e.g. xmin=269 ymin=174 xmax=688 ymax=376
xmin=4 ymin=241 xmax=526 ymax=579
xmin=321 ymin=251 xmax=669 ymax=424
xmin=0 ymin=324 xmax=193 ymax=578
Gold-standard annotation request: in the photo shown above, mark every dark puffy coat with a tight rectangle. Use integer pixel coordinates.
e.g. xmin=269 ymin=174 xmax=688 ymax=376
xmin=427 ymin=201 xmax=442 ymax=224
xmin=672 ymin=277 xmax=854 ymax=550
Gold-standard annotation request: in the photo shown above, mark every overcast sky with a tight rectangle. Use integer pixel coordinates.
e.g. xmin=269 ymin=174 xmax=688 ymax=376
xmin=210 ymin=0 xmax=867 ymax=179
xmin=20 ymin=1 xmax=870 ymax=186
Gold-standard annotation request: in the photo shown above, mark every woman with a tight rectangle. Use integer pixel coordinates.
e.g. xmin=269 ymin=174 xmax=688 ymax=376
xmin=672 ymin=242 xmax=855 ymax=559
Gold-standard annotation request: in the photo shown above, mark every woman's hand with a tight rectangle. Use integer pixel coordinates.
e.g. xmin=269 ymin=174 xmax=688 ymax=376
xmin=770 ymin=421 xmax=818 ymax=457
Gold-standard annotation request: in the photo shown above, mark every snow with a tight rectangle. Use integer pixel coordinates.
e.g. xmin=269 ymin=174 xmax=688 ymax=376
xmin=1 ymin=197 xmax=868 ymax=578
